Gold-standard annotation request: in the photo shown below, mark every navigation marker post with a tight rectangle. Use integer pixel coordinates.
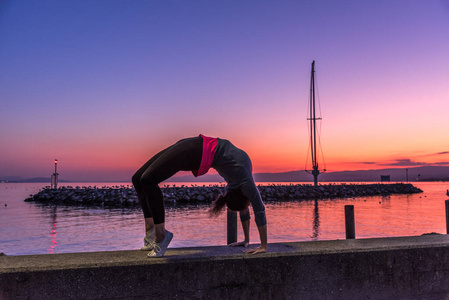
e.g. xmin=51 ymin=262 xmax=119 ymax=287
xmin=51 ymin=159 xmax=59 ymax=189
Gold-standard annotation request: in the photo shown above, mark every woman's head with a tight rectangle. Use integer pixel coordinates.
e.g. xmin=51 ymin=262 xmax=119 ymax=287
xmin=209 ymin=188 xmax=250 ymax=216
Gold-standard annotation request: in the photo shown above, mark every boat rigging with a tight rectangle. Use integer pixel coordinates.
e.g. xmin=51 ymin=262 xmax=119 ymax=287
xmin=305 ymin=60 xmax=326 ymax=186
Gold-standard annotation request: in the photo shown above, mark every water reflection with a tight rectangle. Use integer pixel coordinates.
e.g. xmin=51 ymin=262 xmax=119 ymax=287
xmin=2 ymin=182 xmax=448 ymax=256
xmin=311 ymin=200 xmax=320 ymax=240
xmin=381 ymin=195 xmax=391 ymax=208
xmin=47 ymin=206 xmax=58 ymax=254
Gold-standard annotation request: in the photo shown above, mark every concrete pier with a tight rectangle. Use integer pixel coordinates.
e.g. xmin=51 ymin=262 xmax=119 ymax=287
xmin=2 ymin=234 xmax=449 ymax=299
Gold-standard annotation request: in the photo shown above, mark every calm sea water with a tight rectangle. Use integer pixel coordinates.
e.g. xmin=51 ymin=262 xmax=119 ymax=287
xmin=0 ymin=181 xmax=448 ymax=256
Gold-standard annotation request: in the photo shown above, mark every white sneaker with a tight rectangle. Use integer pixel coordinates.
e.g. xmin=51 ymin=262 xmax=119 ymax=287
xmin=147 ymin=230 xmax=173 ymax=257
xmin=140 ymin=228 xmax=155 ymax=251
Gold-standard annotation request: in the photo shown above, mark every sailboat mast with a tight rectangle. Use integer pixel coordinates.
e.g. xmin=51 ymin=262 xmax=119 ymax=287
xmin=309 ymin=60 xmax=320 ymax=186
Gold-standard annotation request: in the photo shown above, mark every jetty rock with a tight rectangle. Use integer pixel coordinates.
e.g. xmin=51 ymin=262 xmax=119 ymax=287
xmin=24 ymin=183 xmax=422 ymax=208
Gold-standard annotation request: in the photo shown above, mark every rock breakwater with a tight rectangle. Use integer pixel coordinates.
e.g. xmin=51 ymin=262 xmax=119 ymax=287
xmin=25 ymin=183 xmax=423 ymax=208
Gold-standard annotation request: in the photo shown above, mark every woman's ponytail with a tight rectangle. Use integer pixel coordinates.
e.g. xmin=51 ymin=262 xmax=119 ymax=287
xmin=209 ymin=194 xmax=228 ymax=217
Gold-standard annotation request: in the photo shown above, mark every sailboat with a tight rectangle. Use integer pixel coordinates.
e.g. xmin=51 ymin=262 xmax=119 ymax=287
xmin=306 ymin=61 xmax=326 ymax=186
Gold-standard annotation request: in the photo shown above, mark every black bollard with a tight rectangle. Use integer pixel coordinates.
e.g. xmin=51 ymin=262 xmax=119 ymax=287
xmin=345 ymin=205 xmax=355 ymax=239
xmin=227 ymin=209 xmax=237 ymax=244
xmin=445 ymin=200 xmax=449 ymax=234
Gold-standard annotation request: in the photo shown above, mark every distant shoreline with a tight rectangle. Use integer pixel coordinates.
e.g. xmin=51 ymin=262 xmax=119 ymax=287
xmin=1 ymin=179 xmax=447 ymax=184
xmin=3 ymin=165 xmax=449 ymax=183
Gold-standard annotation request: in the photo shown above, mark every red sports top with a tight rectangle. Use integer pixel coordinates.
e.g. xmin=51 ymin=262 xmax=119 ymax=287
xmin=192 ymin=134 xmax=218 ymax=177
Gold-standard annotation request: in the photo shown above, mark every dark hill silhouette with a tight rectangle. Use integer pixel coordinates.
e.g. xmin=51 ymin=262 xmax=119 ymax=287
xmin=3 ymin=166 xmax=447 ymax=183
xmin=166 ymin=166 xmax=449 ymax=182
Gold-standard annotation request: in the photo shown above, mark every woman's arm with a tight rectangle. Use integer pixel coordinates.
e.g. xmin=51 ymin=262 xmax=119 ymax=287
xmin=240 ymin=181 xmax=267 ymax=254
xmin=244 ymin=224 xmax=267 ymax=254
xmin=228 ymin=210 xmax=250 ymax=247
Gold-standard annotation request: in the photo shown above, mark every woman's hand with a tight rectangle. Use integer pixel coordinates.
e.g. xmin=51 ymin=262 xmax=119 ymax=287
xmin=244 ymin=246 xmax=267 ymax=255
xmin=245 ymin=224 xmax=268 ymax=255
xmin=228 ymin=241 xmax=249 ymax=247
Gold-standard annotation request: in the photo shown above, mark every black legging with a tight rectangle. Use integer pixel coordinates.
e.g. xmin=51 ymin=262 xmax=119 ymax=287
xmin=132 ymin=137 xmax=202 ymax=224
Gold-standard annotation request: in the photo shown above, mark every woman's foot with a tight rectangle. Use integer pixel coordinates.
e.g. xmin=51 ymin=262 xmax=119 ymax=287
xmin=140 ymin=228 xmax=155 ymax=251
xmin=147 ymin=230 xmax=173 ymax=257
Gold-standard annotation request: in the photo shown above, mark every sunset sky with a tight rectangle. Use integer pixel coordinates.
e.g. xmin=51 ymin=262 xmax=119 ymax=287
xmin=1 ymin=1 xmax=448 ymax=181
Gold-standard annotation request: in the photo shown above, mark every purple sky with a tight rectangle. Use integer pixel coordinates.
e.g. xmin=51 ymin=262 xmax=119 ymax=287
xmin=1 ymin=1 xmax=448 ymax=181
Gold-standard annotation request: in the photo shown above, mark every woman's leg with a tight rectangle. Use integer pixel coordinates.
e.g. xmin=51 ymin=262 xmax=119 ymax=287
xmin=138 ymin=137 xmax=202 ymax=242
xmin=132 ymin=148 xmax=169 ymax=233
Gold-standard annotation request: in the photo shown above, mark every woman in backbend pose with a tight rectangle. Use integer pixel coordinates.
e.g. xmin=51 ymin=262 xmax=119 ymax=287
xmin=132 ymin=134 xmax=267 ymax=257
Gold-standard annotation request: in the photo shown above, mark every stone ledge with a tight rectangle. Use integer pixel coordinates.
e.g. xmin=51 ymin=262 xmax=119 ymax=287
xmin=2 ymin=235 xmax=449 ymax=299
